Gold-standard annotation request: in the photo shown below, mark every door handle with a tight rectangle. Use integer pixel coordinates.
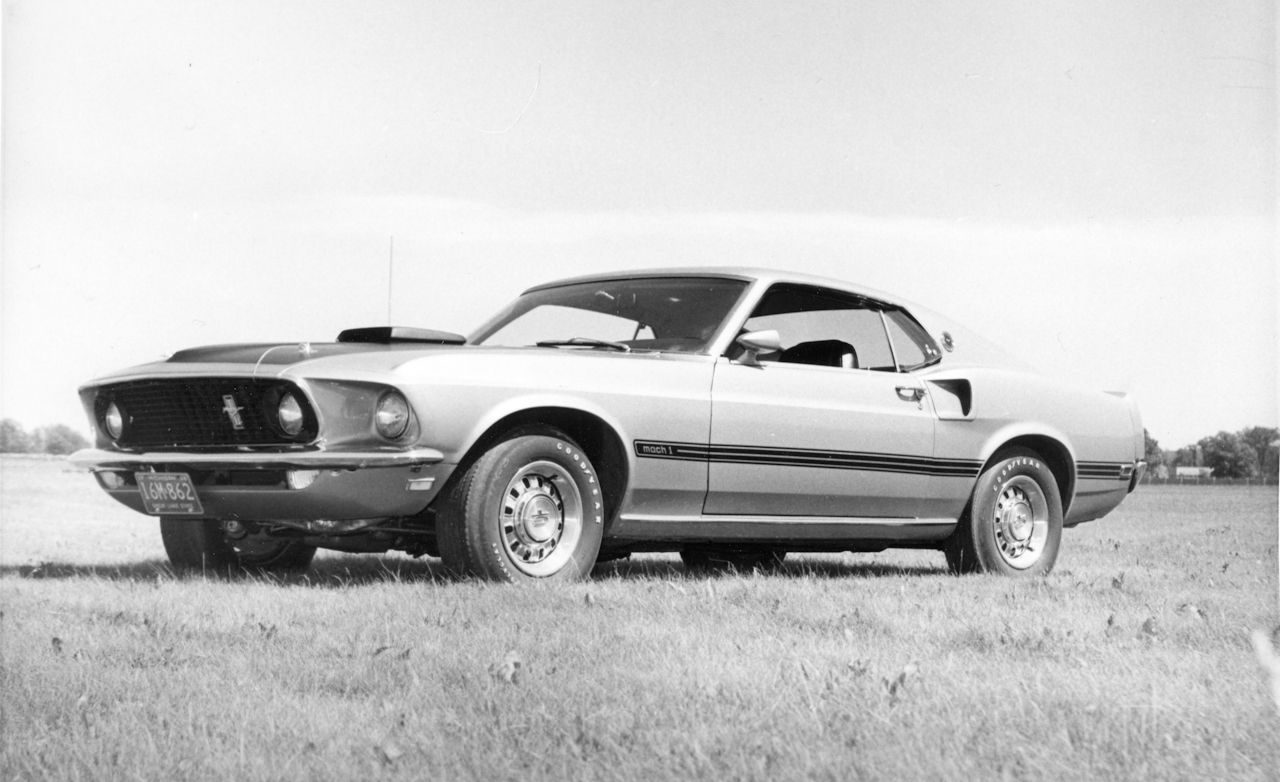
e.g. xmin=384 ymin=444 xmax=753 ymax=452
xmin=895 ymin=386 xmax=924 ymax=402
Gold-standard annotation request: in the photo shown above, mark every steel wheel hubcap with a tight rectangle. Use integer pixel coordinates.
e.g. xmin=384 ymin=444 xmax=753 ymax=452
xmin=992 ymin=476 xmax=1049 ymax=569
xmin=500 ymin=460 xmax=582 ymax=577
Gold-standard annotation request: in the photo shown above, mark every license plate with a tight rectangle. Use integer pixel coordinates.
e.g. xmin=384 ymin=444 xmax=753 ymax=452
xmin=137 ymin=472 xmax=205 ymax=516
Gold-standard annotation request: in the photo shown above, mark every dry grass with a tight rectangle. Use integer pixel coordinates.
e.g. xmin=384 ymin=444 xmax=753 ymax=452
xmin=1 ymin=456 xmax=1277 ymax=780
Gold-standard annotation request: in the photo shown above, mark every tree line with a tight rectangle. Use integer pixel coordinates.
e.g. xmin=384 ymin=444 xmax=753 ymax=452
xmin=1144 ymin=426 xmax=1279 ymax=480
xmin=0 ymin=419 xmax=90 ymax=456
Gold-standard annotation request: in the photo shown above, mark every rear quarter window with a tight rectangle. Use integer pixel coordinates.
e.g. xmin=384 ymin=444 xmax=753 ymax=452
xmin=884 ymin=310 xmax=942 ymax=371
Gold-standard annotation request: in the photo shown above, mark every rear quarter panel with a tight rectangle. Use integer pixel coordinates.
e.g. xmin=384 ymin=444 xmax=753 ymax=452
xmin=921 ymin=364 xmax=1140 ymax=524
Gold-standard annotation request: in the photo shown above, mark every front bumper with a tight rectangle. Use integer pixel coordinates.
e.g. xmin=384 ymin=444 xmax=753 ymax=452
xmin=69 ymin=447 xmax=445 ymax=471
xmin=1128 ymin=460 xmax=1148 ymax=493
xmin=69 ymin=447 xmax=453 ymax=522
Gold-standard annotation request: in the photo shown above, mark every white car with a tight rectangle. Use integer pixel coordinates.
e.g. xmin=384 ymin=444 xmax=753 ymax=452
xmin=72 ymin=268 xmax=1146 ymax=580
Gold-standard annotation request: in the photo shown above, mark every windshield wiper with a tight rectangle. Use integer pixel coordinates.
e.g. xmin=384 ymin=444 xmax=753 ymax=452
xmin=535 ymin=337 xmax=631 ymax=352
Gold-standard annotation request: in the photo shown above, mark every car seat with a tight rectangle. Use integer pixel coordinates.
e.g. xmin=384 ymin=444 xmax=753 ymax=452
xmin=778 ymin=339 xmax=858 ymax=368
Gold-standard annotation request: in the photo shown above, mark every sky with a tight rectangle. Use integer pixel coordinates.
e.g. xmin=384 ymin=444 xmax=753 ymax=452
xmin=2 ymin=0 xmax=1275 ymax=449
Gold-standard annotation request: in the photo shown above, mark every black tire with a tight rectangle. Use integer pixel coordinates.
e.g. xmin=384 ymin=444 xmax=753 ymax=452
xmin=681 ymin=546 xmax=786 ymax=574
xmin=945 ymin=448 xmax=1063 ymax=576
xmin=436 ymin=428 xmax=605 ymax=582
xmin=159 ymin=518 xmax=316 ymax=577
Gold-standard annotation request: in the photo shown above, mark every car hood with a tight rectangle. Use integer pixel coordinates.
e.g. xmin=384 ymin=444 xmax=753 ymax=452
xmin=166 ymin=341 xmax=427 ymax=366
xmin=80 ymin=340 xmax=463 ymax=386
xmin=81 ymin=340 xmax=688 ymax=387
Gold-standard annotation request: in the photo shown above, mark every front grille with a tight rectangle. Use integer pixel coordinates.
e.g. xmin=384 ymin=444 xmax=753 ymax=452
xmin=95 ymin=378 xmax=317 ymax=449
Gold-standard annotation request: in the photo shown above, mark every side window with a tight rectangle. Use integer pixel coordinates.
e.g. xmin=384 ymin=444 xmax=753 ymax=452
xmin=738 ymin=284 xmax=897 ymax=370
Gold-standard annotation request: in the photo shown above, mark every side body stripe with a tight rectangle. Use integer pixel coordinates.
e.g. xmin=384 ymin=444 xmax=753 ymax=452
xmin=634 ymin=440 xmax=982 ymax=478
xmin=1077 ymin=461 xmax=1133 ymax=481
xmin=635 ymin=441 xmax=1134 ymax=482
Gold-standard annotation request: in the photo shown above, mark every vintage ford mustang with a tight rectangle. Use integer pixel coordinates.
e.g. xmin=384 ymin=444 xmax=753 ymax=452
xmin=71 ymin=268 xmax=1146 ymax=579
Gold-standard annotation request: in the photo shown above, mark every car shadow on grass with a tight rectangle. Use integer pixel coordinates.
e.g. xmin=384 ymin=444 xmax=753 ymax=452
xmin=1 ymin=554 xmax=947 ymax=585
xmin=2 ymin=560 xmax=176 ymax=581
xmin=0 ymin=557 xmax=451 ymax=587
xmin=598 ymin=557 xmax=945 ymax=581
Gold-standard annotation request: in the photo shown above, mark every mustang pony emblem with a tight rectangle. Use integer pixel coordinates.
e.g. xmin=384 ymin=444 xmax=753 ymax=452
xmin=221 ymin=395 xmax=245 ymax=430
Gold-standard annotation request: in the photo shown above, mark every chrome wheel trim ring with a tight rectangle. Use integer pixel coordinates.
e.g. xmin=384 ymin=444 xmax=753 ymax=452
xmin=992 ymin=475 xmax=1049 ymax=570
xmin=499 ymin=459 xmax=583 ymax=577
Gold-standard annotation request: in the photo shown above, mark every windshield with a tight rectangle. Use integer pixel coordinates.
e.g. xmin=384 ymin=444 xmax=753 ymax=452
xmin=471 ymin=277 xmax=750 ymax=354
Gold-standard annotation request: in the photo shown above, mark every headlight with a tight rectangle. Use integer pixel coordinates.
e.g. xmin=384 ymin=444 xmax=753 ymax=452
xmin=374 ymin=391 xmax=411 ymax=440
xmin=277 ymin=393 xmax=305 ymax=437
xmin=104 ymin=402 xmax=125 ymax=440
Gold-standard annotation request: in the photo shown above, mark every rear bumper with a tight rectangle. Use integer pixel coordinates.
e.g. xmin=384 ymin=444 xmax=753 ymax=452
xmin=69 ymin=447 xmax=452 ymax=522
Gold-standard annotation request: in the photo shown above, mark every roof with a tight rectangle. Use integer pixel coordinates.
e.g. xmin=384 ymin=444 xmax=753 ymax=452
xmin=522 ymin=266 xmax=909 ymax=308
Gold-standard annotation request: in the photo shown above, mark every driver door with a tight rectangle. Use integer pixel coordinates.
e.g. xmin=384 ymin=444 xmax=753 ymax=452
xmin=704 ymin=283 xmax=937 ymax=518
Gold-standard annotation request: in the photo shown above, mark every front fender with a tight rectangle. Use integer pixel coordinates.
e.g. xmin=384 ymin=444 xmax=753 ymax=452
xmin=453 ymin=392 xmax=635 ymax=466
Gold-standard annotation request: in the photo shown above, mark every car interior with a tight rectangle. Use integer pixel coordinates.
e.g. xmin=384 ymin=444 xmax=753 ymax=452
xmin=735 ymin=283 xmax=901 ymax=370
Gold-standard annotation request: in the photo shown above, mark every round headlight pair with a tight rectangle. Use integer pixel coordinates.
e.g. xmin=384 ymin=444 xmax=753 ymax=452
xmin=277 ymin=392 xmax=305 ymax=437
xmin=375 ymin=391 xmax=411 ymax=440
xmin=104 ymin=402 xmax=125 ymax=440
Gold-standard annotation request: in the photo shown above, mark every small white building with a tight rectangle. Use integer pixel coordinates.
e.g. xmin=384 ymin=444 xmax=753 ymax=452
xmin=1175 ymin=466 xmax=1214 ymax=479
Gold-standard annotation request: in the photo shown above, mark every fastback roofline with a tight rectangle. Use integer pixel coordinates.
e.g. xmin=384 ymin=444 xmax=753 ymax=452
xmin=521 ymin=266 xmax=913 ymax=312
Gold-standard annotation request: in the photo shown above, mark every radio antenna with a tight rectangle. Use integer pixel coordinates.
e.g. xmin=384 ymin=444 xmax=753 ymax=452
xmin=386 ymin=236 xmax=394 ymax=325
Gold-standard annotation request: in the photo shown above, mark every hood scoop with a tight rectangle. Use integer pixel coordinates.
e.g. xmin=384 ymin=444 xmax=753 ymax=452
xmin=336 ymin=326 xmax=467 ymax=345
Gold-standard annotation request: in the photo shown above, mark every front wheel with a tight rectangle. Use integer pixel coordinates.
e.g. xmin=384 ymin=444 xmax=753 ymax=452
xmin=159 ymin=518 xmax=316 ymax=576
xmin=945 ymin=449 xmax=1063 ymax=576
xmin=436 ymin=428 xmax=605 ymax=581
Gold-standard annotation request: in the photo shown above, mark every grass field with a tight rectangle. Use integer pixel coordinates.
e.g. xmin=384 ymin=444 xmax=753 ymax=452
xmin=2 ymin=455 xmax=1277 ymax=780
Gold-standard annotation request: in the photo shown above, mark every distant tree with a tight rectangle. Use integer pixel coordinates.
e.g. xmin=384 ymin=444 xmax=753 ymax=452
xmin=1264 ymin=448 xmax=1280 ymax=481
xmin=1143 ymin=429 xmax=1164 ymax=467
xmin=1198 ymin=431 xmax=1259 ymax=479
xmin=1239 ymin=426 xmax=1280 ymax=479
xmin=35 ymin=424 xmax=89 ymax=455
xmin=1168 ymin=445 xmax=1200 ymax=469
xmin=0 ymin=419 xmax=33 ymax=453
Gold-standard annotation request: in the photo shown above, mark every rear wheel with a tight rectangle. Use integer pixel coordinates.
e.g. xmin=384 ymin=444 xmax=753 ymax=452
xmin=945 ymin=449 xmax=1062 ymax=576
xmin=159 ymin=518 xmax=316 ymax=576
xmin=436 ymin=428 xmax=605 ymax=581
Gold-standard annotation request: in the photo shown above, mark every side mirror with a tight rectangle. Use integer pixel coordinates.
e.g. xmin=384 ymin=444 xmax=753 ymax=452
xmin=735 ymin=330 xmax=782 ymax=367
